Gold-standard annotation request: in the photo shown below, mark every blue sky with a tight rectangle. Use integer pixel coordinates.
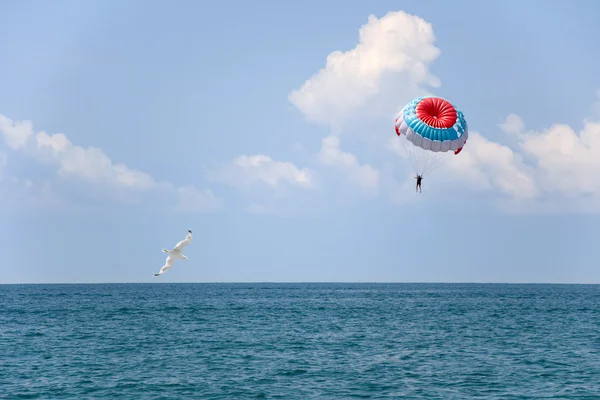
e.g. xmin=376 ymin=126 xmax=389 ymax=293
xmin=2 ymin=0 xmax=600 ymax=283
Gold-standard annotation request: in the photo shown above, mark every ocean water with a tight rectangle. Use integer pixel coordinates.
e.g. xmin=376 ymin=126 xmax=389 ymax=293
xmin=1 ymin=283 xmax=599 ymax=399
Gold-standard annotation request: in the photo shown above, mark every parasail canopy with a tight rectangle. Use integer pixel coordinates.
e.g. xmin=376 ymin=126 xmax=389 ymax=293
xmin=394 ymin=96 xmax=468 ymax=177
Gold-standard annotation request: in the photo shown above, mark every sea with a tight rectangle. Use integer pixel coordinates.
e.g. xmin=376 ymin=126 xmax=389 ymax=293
xmin=1 ymin=283 xmax=599 ymax=399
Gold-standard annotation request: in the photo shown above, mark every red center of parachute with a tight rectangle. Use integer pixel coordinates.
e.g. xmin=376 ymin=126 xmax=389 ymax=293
xmin=416 ymin=97 xmax=457 ymax=129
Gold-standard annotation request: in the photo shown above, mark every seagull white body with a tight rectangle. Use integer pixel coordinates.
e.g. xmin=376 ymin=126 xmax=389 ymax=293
xmin=154 ymin=230 xmax=193 ymax=277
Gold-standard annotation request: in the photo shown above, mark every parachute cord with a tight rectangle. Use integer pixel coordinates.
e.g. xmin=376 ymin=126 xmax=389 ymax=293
xmin=421 ymin=150 xmax=449 ymax=177
xmin=421 ymin=153 xmax=448 ymax=177
xmin=400 ymin=136 xmax=451 ymax=178
xmin=402 ymin=138 xmax=420 ymax=176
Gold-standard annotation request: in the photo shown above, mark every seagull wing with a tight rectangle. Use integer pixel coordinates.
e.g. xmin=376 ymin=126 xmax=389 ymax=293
xmin=173 ymin=231 xmax=193 ymax=251
xmin=156 ymin=256 xmax=176 ymax=275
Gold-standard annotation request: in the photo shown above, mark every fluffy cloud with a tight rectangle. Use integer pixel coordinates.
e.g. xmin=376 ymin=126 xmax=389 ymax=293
xmin=432 ymin=103 xmax=600 ymax=211
xmin=0 ymin=114 xmax=221 ymax=212
xmin=317 ymin=136 xmax=379 ymax=191
xmin=445 ymin=132 xmax=539 ymax=199
xmin=35 ymin=131 xmax=157 ymax=190
xmin=502 ymin=116 xmax=600 ymax=202
xmin=289 ymin=10 xmax=441 ymax=129
xmin=499 ymin=114 xmax=525 ymax=136
xmin=207 ymin=154 xmax=312 ymax=189
xmin=203 ymin=154 xmax=316 ymax=216
xmin=0 ymin=115 xmax=33 ymax=149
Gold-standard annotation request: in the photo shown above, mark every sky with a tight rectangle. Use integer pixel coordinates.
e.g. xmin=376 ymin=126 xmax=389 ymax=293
xmin=2 ymin=0 xmax=600 ymax=284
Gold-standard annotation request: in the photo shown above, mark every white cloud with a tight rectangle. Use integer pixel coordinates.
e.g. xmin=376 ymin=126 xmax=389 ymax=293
xmin=0 ymin=114 xmax=221 ymax=212
xmin=516 ymin=119 xmax=600 ymax=199
xmin=499 ymin=114 xmax=525 ymax=136
xmin=317 ymin=136 xmax=379 ymax=191
xmin=445 ymin=102 xmax=600 ymax=211
xmin=204 ymin=154 xmax=318 ymax=216
xmin=0 ymin=115 xmax=33 ymax=149
xmin=289 ymin=10 xmax=441 ymax=129
xmin=35 ymin=131 xmax=157 ymax=190
xmin=446 ymin=132 xmax=539 ymax=199
xmin=208 ymin=154 xmax=312 ymax=189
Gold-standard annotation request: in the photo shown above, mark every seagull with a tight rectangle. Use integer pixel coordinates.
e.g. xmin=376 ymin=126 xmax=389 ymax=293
xmin=154 ymin=230 xmax=193 ymax=277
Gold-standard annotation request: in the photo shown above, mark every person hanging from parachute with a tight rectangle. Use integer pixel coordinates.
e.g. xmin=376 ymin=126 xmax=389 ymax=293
xmin=415 ymin=174 xmax=423 ymax=193
xmin=394 ymin=96 xmax=469 ymax=193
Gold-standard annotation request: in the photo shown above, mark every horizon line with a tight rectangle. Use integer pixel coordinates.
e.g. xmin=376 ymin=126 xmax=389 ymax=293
xmin=1 ymin=281 xmax=599 ymax=285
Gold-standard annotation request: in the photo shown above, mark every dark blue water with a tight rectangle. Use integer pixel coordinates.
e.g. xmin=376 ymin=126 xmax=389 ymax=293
xmin=1 ymin=283 xmax=599 ymax=399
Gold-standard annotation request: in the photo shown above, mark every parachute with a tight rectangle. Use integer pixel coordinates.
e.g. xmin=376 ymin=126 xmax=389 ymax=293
xmin=394 ymin=96 xmax=468 ymax=177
